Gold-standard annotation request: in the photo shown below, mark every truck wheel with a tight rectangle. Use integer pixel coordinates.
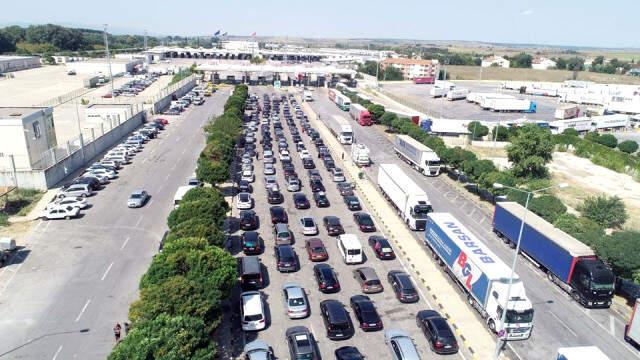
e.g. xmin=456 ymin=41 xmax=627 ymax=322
xmin=508 ymin=241 xmax=516 ymax=249
xmin=547 ymin=273 xmax=555 ymax=284
xmin=571 ymin=291 xmax=581 ymax=302
xmin=65 ymin=216 xmax=70 ymax=220
xmin=488 ymin=320 xmax=496 ymax=332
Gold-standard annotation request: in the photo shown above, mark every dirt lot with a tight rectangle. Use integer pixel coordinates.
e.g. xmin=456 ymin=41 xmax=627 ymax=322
xmin=446 ymin=65 xmax=640 ymax=84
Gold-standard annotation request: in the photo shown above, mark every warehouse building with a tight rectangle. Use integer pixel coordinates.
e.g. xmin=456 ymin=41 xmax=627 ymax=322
xmin=0 ymin=107 xmax=57 ymax=171
xmin=0 ymin=56 xmax=41 ymax=73
xmin=65 ymin=58 xmax=143 ymax=76
xmin=381 ymin=58 xmax=440 ymax=80
xmin=85 ymin=104 xmax=134 ymax=130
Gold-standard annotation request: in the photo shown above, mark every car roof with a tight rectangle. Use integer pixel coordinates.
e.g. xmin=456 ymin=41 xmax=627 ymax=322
xmin=243 ymin=231 xmax=259 ymax=240
xmin=356 ymin=267 xmax=378 ymax=279
xmin=307 ymin=238 xmax=324 ymax=246
xmin=322 ymin=300 xmax=348 ymax=321
xmin=284 ymin=284 xmax=304 ymax=298
xmin=244 ymin=339 xmax=269 ymax=354
xmin=277 ymin=245 xmax=294 ymax=255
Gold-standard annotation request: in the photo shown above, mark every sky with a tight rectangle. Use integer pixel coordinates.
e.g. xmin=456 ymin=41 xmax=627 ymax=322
xmin=1 ymin=0 xmax=638 ymax=48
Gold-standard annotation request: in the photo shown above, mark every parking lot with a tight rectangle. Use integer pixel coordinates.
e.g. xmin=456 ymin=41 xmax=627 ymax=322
xmin=229 ymin=88 xmax=472 ymax=359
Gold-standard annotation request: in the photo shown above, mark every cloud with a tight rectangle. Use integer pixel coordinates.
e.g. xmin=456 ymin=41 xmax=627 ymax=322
xmin=520 ymin=9 xmax=534 ymax=16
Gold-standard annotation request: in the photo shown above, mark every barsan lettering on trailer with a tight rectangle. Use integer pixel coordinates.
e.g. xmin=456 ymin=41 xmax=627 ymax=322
xmin=445 ymin=222 xmax=495 ymax=264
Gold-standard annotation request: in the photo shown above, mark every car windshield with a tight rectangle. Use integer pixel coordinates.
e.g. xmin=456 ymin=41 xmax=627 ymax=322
xmin=244 ymin=314 xmax=263 ymax=322
xmin=348 ymin=249 xmax=361 ymax=255
xmin=130 ymin=193 xmax=142 ymax=199
xmin=359 ymin=216 xmax=373 ymax=225
xmin=304 ymin=219 xmax=314 ymax=226
xmin=240 ymin=194 xmax=249 ymax=201
xmin=313 ymin=246 xmax=326 ymax=253
xmin=289 ymin=297 xmax=305 ymax=306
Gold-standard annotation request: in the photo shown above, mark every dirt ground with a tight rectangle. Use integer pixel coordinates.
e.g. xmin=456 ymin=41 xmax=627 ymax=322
xmin=0 ymin=221 xmax=35 ymax=244
xmin=446 ymin=65 xmax=640 ymax=84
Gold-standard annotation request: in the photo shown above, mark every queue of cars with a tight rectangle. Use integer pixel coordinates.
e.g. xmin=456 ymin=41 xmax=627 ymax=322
xmin=40 ymin=118 xmax=166 ymax=220
xmin=162 ymin=88 xmax=207 ymax=115
xmin=239 ymin=92 xmax=459 ymax=360
xmin=101 ymin=74 xmax=159 ymax=98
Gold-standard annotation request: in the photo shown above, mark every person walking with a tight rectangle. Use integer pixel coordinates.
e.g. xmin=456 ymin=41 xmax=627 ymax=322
xmin=113 ymin=323 xmax=122 ymax=342
xmin=341 ymin=152 xmax=345 ymax=160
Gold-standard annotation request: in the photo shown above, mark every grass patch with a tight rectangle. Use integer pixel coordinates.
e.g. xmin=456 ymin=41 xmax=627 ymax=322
xmin=0 ymin=189 xmax=45 ymax=225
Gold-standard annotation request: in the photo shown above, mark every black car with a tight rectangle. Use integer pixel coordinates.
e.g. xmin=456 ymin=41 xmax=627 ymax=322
xmin=303 ymin=158 xmax=315 ymax=169
xmin=313 ymin=192 xmax=330 ymax=207
xmin=309 ymin=179 xmax=325 ymax=193
xmin=322 ymin=216 xmax=344 ymax=236
xmin=314 ymin=263 xmax=340 ymax=293
xmin=343 ymin=196 xmax=362 ymax=211
xmin=368 ymin=236 xmax=396 ymax=260
xmin=350 ymin=295 xmax=383 ymax=331
xmin=320 ymin=300 xmax=355 ymax=341
xmin=416 ymin=310 xmax=459 ymax=354
xmin=239 ymin=210 xmax=258 ymax=230
xmin=241 ymin=231 xmax=262 ymax=255
xmin=238 ymin=180 xmax=252 ymax=193
xmin=270 ymin=206 xmax=288 ymax=224
xmin=616 ymin=277 xmax=640 ymax=305
xmin=335 ymin=346 xmax=364 ymax=360
xmin=286 ymin=326 xmax=320 ymax=360
xmin=275 ymin=244 xmax=298 ymax=272
xmin=267 ymin=188 xmax=284 ymax=204
xmin=388 ymin=270 xmax=419 ymax=303
xmin=337 ymin=182 xmax=354 ymax=197
xmin=293 ymin=193 xmax=310 ymax=209
xmin=353 ymin=212 xmax=376 ymax=233
xmin=71 ymin=177 xmax=100 ymax=191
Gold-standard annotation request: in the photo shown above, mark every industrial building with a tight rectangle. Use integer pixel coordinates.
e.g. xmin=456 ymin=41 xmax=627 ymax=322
xmin=66 ymin=58 xmax=143 ymax=76
xmin=381 ymin=58 xmax=440 ymax=80
xmin=220 ymin=40 xmax=259 ymax=53
xmin=0 ymin=107 xmax=57 ymax=171
xmin=85 ymin=104 xmax=134 ymax=130
xmin=0 ymin=56 xmax=41 ymax=73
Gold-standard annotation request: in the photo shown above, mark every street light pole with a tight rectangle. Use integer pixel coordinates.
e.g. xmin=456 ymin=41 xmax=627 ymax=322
xmin=103 ymin=24 xmax=115 ymax=101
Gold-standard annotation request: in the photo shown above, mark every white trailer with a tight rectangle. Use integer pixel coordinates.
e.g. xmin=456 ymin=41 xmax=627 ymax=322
xmin=485 ymin=98 xmax=536 ymax=113
xmin=333 ymin=115 xmax=354 ymax=144
xmin=430 ymin=87 xmax=451 ymax=98
xmin=394 ymin=134 xmax=441 ymax=176
xmin=607 ymin=101 xmax=640 ymax=114
xmin=476 ymin=93 xmax=515 ymax=107
xmin=549 ymin=118 xmax=593 ymax=134
xmin=554 ymin=105 xmax=580 ymax=119
xmin=591 ymin=114 xmax=630 ymax=131
xmin=377 ymin=163 xmax=431 ymax=230
xmin=173 ymin=185 xmax=196 ymax=208
xmin=625 ymin=299 xmax=640 ymax=347
xmin=556 ymin=347 xmax=610 ymax=360
xmin=447 ymin=88 xmax=469 ymax=101
xmin=351 ymin=143 xmax=370 ymax=167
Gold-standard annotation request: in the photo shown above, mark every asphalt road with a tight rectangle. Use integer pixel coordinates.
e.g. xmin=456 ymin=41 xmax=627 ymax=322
xmin=0 ymin=90 xmax=230 ymax=359
xmin=306 ymin=88 xmax=640 ymax=360
xmin=231 ymin=87 xmax=473 ymax=360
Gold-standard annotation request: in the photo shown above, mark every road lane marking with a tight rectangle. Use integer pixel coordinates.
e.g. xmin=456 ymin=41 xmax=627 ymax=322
xmin=101 ymin=262 xmax=114 ymax=281
xmin=135 ymin=216 xmax=143 ymax=227
xmin=182 ymin=148 xmax=187 ymax=155
xmin=75 ymin=299 xmax=91 ymax=322
xmin=610 ymin=315 xmax=616 ymax=336
xmin=548 ymin=310 xmax=578 ymax=337
xmin=175 ymin=136 xmax=181 ymax=143
xmin=34 ymin=220 xmax=43 ymax=232
xmin=142 ymin=158 xmax=148 ymax=164
xmin=120 ymin=237 xmax=130 ymax=250
xmin=43 ymin=220 xmax=52 ymax=232
xmin=165 ymin=173 xmax=171 ymax=181
xmin=52 ymin=345 xmax=63 ymax=360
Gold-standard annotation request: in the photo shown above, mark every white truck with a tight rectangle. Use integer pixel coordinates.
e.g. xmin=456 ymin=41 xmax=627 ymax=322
xmin=303 ymin=90 xmax=313 ymax=102
xmin=378 ymin=164 xmax=432 ymax=231
xmin=394 ymin=135 xmax=441 ymax=176
xmin=425 ymin=213 xmax=534 ymax=340
xmin=333 ymin=115 xmax=353 ymax=144
xmin=556 ymin=347 xmax=610 ymax=360
xmin=446 ymin=88 xmax=469 ymax=101
xmin=625 ymin=299 xmax=640 ymax=347
xmin=351 ymin=143 xmax=370 ymax=167
xmin=484 ymin=98 xmax=537 ymax=113
xmin=429 ymin=87 xmax=449 ymax=98
xmin=554 ymin=104 xmax=580 ymax=119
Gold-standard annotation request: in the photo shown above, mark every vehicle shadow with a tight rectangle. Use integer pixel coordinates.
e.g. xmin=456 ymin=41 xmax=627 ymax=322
xmin=225 ymin=234 xmax=242 ymax=256
xmin=1 ymin=247 xmax=31 ymax=267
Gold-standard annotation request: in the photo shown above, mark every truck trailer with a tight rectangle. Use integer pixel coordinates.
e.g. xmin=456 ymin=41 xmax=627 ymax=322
xmin=556 ymin=347 xmax=610 ymax=360
xmin=351 ymin=143 xmax=370 ymax=167
xmin=349 ymin=103 xmax=372 ymax=126
xmin=493 ymin=202 xmax=615 ymax=308
xmin=447 ymin=88 xmax=469 ymax=101
xmin=554 ymin=105 xmax=580 ymax=119
xmin=484 ymin=98 xmax=537 ymax=113
xmin=625 ymin=299 xmax=640 ymax=346
xmin=413 ymin=76 xmax=435 ymax=84
xmin=336 ymin=93 xmax=351 ymax=111
xmin=394 ymin=135 xmax=441 ymax=176
xmin=378 ymin=163 xmax=432 ymax=230
xmin=425 ymin=213 xmax=534 ymax=340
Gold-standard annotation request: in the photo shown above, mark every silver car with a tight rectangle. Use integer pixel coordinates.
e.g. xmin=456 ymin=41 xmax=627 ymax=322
xmin=263 ymin=163 xmax=276 ymax=175
xmin=283 ymin=282 xmax=309 ymax=319
xmin=385 ymin=329 xmax=421 ymax=360
xmin=128 ymin=190 xmax=149 ymax=208
xmin=244 ymin=340 xmax=274 ymax=360
xmin=287 ymin=178 xmax=301 ymax=192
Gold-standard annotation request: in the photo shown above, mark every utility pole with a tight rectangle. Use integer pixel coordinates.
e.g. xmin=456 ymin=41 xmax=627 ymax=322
xmin=103 ymin=24 xmax=115 ymax=101
xmin=74 ymin=97 xmax=85 ymax=161
xmin=8 ymin=154 xmax=18 ymax=189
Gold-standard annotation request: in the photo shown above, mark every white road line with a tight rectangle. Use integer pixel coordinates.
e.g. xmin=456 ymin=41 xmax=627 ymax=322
xmin=165 ymin=173 xmax=171 ymax=181
xmin=0 ymin=263 xmax=22 ymax=295
xmin=101 ymin=262 xmax=114 ymax=281
xmin=507 ymin=343 xmax=523 ymax=360
xmin=175 ymin=136 xmax=181 ymax=142
xmin=135 ymin=216 xmax=143 ymax=227
xmin=43 ymin=220 xmax=52 ymax=232
xmin=75 ymin=299 xmax=91 ymax=322
xmin=610 ymin=315 xmax=616 ymax=336
xmin=548 ymin=310 xmax=578 ymax=337
xmin=142 ymin=158 xmax=148 ymax=164
xmin=120 ymin=237 xmax=130 ymax=250
xmin=181 ymin=148 xmax=187 ymax=155
xmin=34 ymin=220 xmax=43 ymax=232
xmin=52 ymin=345 xmax=63 ymax=360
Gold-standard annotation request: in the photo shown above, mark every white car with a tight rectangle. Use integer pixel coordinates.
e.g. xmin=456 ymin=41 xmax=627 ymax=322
xmin=115 ymin=145 xmax=136 ymax=156
xmin=46 ymin=196 xmax=88 ymax=210
xmin=240 ymin=291 xmax=266 ymax=331
xmin=331 ymin=168 xmax=346 ymax=182
xmin=264 ymin=176 xmax=278 ymax=190
xmin=279 ymin=150 xmax=291 ymax=161
xmin=299 ymin=149 xmax=311 ymax=159
xmin=85 ymin=168 xmax=116 ymax=179
xmin=299 ymin=217 xmax=318 ymax=235
xmin=82 ymin=173 xmax=109 ymax=185
xmin=241 ymin=170 xmax=255 ymax=183
xmin=41 ymin=205 xmax=80 ymax=220
xmin=236 ymin=192 xmax=253 ymax=210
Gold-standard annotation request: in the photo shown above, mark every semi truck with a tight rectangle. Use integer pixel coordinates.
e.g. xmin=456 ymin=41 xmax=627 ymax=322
xmin=556 ymin=347 xmax=610 ymax=360
xmin=493 ymin=202 xmax=615 ymax=308
xmin=336 ymin=93 xmax=351 ymax=111
xmin=425 ymin=213 xmax=534 ymax=340
xmin=446 ymin=88 xmax=469 ymax=101
xmin=625 ymin=299 xmax=640 ymax=346
xmin=429 ymin=87 xmax=449 ymax=98
xmin=333 ymin=115 xmax=354 ymax=144
xmin=484 ymin=98 xmax=537 ymax=113
xmin=349 ymin=103 xmax=372 ymax=126
xmin=394 ymin=134 xmax=441 ymax=176
xmin=351 ymin=143 xmax=370 ymax=167
xmin=378 ymin=164 xmax=431 ymax=230
xmin=554 ymin=104 xmax=580 ymax=119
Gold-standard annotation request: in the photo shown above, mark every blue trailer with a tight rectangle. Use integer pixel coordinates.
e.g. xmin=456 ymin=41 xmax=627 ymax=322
xmin=493 ymin=202 xmax=615 ymax=308
xmin=425 ymin=213 xmax=534 ymax=340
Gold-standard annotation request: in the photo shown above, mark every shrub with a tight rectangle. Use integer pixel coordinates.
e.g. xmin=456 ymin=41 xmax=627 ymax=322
xmin=562 ymin=128 xmax=579 ymax=137
xmin=462 ymin=159 xmax=496 ymax=183
xmin=596 ymin=133 xmax=618 ymax=148
xmin=553 ymin=213 xmax=604 ymax=247
xmin=440 ymin=147 xmax=477 ymax=169
xmin=380 ymin=112 xmax=398 ymax=127
xmin=167 ymin=198 xmax=229 ymax=229
xmin=491 ymin=125 xmax=510 ymax=141
xmin=181 ymin=187 xmax=225 ymax=204
xmin=479 ymin=171 xmax=517 ymax=196
xmin=578 ymin=195 xmax=628 ymax=229
xmin=618 ymin=140 xmax=639 ymax=154
xmin=529 ymin=195 xmax=567 ymax=223
xmin=467 ymin=121 xmax=489 ymax=140
xmin=593 ymin=231 xmax=640 ymax=278
xmin=166 ymin=218 xmax=225 ymax=247
xmin=584 ymin=131 xmax=600 ymax=143
xmin=366 ymin=104 xmax=385 ymax=123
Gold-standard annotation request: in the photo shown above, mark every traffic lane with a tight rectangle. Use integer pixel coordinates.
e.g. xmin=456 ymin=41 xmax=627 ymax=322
xmin=308 ymin=92 xmax=640 ymax=360
xmin=0 ymin=91 xmax=230 ymax=359
xmin=246 ymin=89 xmax=466 ymax=360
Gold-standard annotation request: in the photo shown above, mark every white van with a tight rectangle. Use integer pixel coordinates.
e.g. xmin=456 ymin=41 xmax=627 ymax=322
xmin=173 ymin=185 xmax=196 ymax=208
xmin=240 ymin=291 xmax=266 ymax=331
xmin=336 ymin=234 xmax=363 ymax=264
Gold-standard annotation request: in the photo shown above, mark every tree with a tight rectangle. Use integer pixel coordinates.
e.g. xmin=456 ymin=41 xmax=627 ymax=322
xmin=196 ymin=157 xmax=229 ymax=185
xmin=529 ymin=195 xmax=567 ymax=223
xmin=479 ymin=171 xmax=517 ymax=197
xmin=509 ymin=53 xmax=533 ymax=68
xmin=166 ymin=218 xmax=225 ymax=247
xmin=506 ymin=124 xmax=553 ymax=178
xmin=380 ymin=112 xmax=398 ymax=127
xmin=440 ymin=147 xmax=477 ymax=169
xmin=366 ymin=104 xmax=385 ymax=123
xmin=593 ymin=231 xmax=640 ymax=278
xmin=584 ymin=131 xmax=600 ymax=143
xmin=167 ymin=198 xmax=229 ymax=229
xmin=491 ymin=125 xmax=510 ymax=141
xmin=562 ymin=128 xmax=579 ymax=137
xmin=382 ymin=66 xmax=404 ymax=81
xmin=596 ymin=133 xmax=618 ymax=148
xmin=108 ymin=314 xmax=215 ymax=360
xmin=181 ymin=187 xmax=225 ymax=205
xmin=565 ymin=57 xmax=585 ymax=71
xmin=467 ymin=121 xmax=489 ymax=140
xmin=554 ymin=213 xmax=604 ymax=247
xmin=462 ymin=160 xmax=496 ymax=183
xmin=618 ymin=140 xmax=639 ymax=154
xmin=592 ymin=56 xmax=605 ymax=66
xmin=578 ymin=195 xmax=628 ymax=229
xmin=0 ymin=32 xmax=16 ymax=54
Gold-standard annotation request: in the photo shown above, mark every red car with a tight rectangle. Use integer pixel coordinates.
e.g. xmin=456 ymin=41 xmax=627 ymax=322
xmin=368 ymin=236 xmax=396 ymax=260
xmin=305 ymin=238 xmax=329 ymax=262
xmin=154 ymin=118 xmax=169 ymax=125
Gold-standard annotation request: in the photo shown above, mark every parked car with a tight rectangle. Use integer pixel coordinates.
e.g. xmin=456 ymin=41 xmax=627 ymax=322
xmin=368 ymin=236 xmax=396 ymax=260
xmin=313 ymin=192 xmax=330 ymax=207
xmin=385 ymin=329 xmax=421 ymax=360
xmin=240 ymin=291 xmax=266 ymax=331
xmin=267 ymin=188 xmax=284 ymax=204
xmin=238 ymin=180 xmax=253 ymax=193
xmin=241 ymin=170 xmax=255 ymax=183
xmin=309 ymin=179 xmax=325 ymax=193
xmin=293 ymin=193 xmax=310 ymax=209
xmin=344 ymin=196 xmax=362 ymax=211
xmin=305 ymin=238 xmax=329 ymax=262
xmin=58 ymin=183 xmax=93 ymax=198
xmin=41 ymin=205 xmax=80 ymax=220
xmin=72 ymin=177 xmax=100 ymax=191
xmin=353 ymin=267 xmax=384 ymax=294
xmin=308 ymin=169 xmax=322 ymax=181
xmin=127 ymin=190 xmax=149 ymax=208
xmin=314 ymin=263 xmax=340 ymax=293
xmin=46 ymin=196 xmax=88 ymax=210
xmin=239 ymin=210 xmax=258 ymax=231
xmin=337 ymin=182 xmax=355 ymax=197
xmin=335 ymin=346 xmax=365 ymax=360
xmin=331 ymin=168 xmax=346 ymax=182
xmin=350 ymin=295 xmax=383 ymax=331
xmin=299 ymin=217 xmax=319 ymax=235
xmin=275 ymin=245 xmax=298 ymax=272
xmin=269 ymin=206 xmax=288 ymax=224
xmin=244 ymin=340 xmax=275 ymax=360
xmin=303 ymin=158 xmax=315 ymax=169
xmin=320 ymin=299 xmax=355 ymax=340
xmin=236 ymin=192 xmax=253 ymax=210
xmin=242 ymin=231 xmax=262 ymax=255
xmin=388 ymin=270 xmax=419 ymax=303
xmin=286 ymin=326 xmax=320 ymax=360
xmin=353 ymin=212 xmax=376 ymax=232
xmin=323 ymin=216 xmax=344 ymax=236
xmin=287 ymin=177 xmax=301 ymax=192
xmin=282 ymin=282 xmax=309 ymax=319
xmin=416 ymin=310 xmax=459 ymax=355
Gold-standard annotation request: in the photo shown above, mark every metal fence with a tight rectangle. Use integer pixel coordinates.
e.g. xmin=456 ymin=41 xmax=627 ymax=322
xmin=34 ymin=87 xmax=95 ymax=108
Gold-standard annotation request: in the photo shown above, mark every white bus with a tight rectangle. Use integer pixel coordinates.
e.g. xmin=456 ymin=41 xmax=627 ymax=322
xmin=336 ymin=234 xmax=363 ymax=264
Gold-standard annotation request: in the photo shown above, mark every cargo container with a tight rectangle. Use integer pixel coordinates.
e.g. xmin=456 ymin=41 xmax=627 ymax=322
xmin=83 ymin=75 xmax=100 ymax=88
xmin=625 ymin=299 xmax=640 ymax=346
xmin=467 ymin=92 xmax=514 ymax=105
xmin=378 ymin=164 xmax=431 ymax=230
xmin=493 ymin=202 xmax=615 ymax=308
xmin=484 ymin=98 xmax=537 ymax=113
xmin=413 ymin=76 xmax=435 ymax=84
xmin=591 ymin=114 xmax=630 ymax=131
xmin=394 ymin=134 xmax=441 ymax=176
xmin=349 ymin=103 xmax=372 ymax=126
xmin=554 ymin=105 xmax=580 ymax=119
xmin=447 ymin=88 xmax=469 ymax=101
xmin=556 ymin=347 xmax=610 ymax=360
xmin=429 ymin=87 xmax=449 ymax=98
xmin=607 ymin=100 xmax=640 ymax=115
xmin=425 ymin=213 xmax=534 ymax=340
xmin=549 ymin=118 xmax=592 ymax=134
